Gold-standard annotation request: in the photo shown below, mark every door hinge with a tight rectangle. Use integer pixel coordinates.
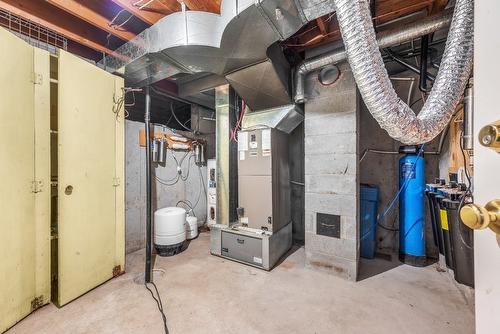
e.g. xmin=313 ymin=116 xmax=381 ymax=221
xmin=31 ymin=180 xmax=44 ymax=193
xmin=112 ymin=177 xmax=121 ymax=187
xmin=31 ymin=72 xmax=43 ymax=85
xmin=112 ymin=265 xmax=123 ymax=277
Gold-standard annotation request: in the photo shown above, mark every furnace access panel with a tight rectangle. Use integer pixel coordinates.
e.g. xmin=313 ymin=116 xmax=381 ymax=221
xmin=237 ymin=128 xmax=290 ymax=233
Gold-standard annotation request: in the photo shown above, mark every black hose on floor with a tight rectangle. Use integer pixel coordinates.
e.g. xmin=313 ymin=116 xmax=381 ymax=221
xmin=145 ymin=281 xmax=169 ymax=334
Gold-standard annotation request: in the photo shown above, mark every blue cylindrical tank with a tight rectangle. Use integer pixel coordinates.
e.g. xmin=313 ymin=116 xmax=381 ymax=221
xmin=399 ymin=152 xmax=426 ymax=266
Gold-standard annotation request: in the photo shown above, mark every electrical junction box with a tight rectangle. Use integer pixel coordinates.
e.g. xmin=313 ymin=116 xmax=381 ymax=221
xmin=206 ymin=159 xmax=217 ymax=228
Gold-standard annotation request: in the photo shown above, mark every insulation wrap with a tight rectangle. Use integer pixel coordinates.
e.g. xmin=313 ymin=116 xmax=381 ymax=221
xmin=333 ymin=0 xmax=474 ymax=144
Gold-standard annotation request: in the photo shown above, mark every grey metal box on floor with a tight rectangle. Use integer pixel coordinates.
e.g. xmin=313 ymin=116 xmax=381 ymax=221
xmin=210 ymin=222 xmax=292 ymax=270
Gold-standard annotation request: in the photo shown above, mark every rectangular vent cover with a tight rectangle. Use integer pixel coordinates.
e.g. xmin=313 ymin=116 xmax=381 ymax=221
xmin=316 ymin=213 xmax=341 ymax=238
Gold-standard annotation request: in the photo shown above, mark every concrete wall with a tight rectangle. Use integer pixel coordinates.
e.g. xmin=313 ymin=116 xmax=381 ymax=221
xmin=303 ymin=62 xmax=359 ymax=281
xmin=125 ymin=120 xmax=209 ymax=254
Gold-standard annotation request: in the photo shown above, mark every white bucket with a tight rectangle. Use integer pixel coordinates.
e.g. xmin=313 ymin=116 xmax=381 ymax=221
xmin=186 ymin=215 xmax=198 ymax=240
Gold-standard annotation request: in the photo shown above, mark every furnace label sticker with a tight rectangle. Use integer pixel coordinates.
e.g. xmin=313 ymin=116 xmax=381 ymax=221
xmin=238 ymin=132 xmax=248 ymax=151
xmin=262 ymin=129 xmax=271 ymax=151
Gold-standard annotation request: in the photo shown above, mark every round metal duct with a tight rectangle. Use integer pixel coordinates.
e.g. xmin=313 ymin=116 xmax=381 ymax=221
xmin=318 ymin=65 xmax=340 ymax=86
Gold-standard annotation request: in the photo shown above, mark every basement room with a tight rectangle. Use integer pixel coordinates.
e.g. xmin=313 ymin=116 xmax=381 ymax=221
xmin=1 ymin=0 xmax=498 ymax=333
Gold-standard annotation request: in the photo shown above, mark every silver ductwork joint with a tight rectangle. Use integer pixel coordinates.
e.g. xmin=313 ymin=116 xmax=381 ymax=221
xmin=294 ymin=10 xmax=453 ymax=103
xmin=333 ymin=0 xmax=474 ymax=144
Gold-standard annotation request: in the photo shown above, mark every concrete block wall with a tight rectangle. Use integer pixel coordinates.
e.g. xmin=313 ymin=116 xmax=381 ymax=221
xmin=304 ymin=62 xmax=359 ymax=281
xmin=125 ymin=120 xmax=209 ymax=254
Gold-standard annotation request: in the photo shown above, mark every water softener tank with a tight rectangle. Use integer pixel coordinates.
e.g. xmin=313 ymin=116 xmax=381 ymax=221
xmin=154 ymin=207 xmax=186 ymax=256
xmin=399 ymin=146 xmax=426 ymax=267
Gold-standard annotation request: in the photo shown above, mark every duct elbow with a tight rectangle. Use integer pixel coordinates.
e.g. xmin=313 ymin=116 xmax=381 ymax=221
xmin=333 ymin=0 xmax=473 ymax=144
xmin=294 ymin=64 xmax=309 ymax=103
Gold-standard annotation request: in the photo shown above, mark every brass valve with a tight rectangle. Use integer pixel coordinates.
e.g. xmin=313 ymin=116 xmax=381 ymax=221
xmin=478 ymin=121 xmax=500 ymax=152
xmin=460 ymin=200 xmax=500 ymax=235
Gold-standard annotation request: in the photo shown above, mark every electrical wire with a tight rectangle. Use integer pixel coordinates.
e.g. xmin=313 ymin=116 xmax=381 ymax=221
xmin=109 ymin=9 xmax=134 ymax=29
xmin=176 ymin=199 xmax=195 ymax=216
xmin=170 ymin=102 xmax=194 ymax=133
xmin=459 ymin=129 xmax=473 ymax=200
xmin=409 ymin=98 xmax=423 ymax=109
xmin=144 ymin=281 xmax=169 ymax=334
xmin=230 ymin=99 xmax=246 ymax=142
xmin=190 ymin=166 xmax=206 ymax=214
xmin=455 ymin=129 xmax=474 ymax=250
xmin=378 ymin=221 xmax=399 ymax=232
xmin=156 ymin=151 xmax=206 ymax=222
xmin=180 ymin=155 xmax=195 ymax=181
xmin=198 ymin=165 xmax=207 ymax=198
xmin=113 ymin=87 xmax=142 ymax=119
xmin=155 ymin=174 xmax=180 ymax=186
xmin=134 ymin=0 xmax=156 ymax=10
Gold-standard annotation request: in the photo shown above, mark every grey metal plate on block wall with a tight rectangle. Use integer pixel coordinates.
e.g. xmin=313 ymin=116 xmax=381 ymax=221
xmin=317 ymin=213 xmax=341 ymax=238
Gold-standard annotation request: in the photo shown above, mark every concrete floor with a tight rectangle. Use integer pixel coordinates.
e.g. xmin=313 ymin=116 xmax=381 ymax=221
xmin=8 ymin=232 xmax=474 ymax=334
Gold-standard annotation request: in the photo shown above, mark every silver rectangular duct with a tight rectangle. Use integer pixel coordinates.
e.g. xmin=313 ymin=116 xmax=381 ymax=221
xmin=225 ymin=44 xmax=292 ymax=110
xmin=98 ymin=0 xmax=309 ymax=108
xmin=241 ymin=104 xmax=304 ymax=134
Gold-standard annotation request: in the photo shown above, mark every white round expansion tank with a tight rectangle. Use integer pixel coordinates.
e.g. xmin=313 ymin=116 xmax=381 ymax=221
xmin=186 ymin=215 xmax=198 ymax=240
xmin=154 ymin=207 xmax=186 ymax=256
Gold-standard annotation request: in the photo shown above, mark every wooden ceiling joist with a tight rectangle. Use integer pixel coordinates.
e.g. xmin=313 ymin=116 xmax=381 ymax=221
xmin=111 ymin=0 xmax=223 ymax=25
xmin=0 ymin=0 xmax=115 ymax=55
xmin=183 ymin=0 xmax=222 ymax=13
xmin=45 ymin=0 xmax=136 ymax=41
xmin=285 ymin=0 xmax=447 ymax=51
xmin=430 ymin=0 xmax=449 ymax=14
xmin=110 ymin=0 xmax=174 ymax=25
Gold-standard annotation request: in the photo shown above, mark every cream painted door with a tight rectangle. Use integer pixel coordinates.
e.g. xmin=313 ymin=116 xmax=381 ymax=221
xmin=0 ymin=29 xmax=51 ymax=332
xmin=474 ymin=2 xmax=500 ymax=333
xmin=57 ymin=50 xmax=124 ymax=306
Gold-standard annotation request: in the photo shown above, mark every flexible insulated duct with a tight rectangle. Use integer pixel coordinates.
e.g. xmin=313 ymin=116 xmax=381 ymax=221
xmin=333 ymin=0 xmax=474 ymax=144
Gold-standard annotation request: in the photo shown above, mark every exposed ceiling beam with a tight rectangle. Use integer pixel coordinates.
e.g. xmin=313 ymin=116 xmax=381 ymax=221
xmin=285 ymin=0 xmax=440 ymax=51
xmin=374 ymin=0 xmax=434 ymax=23
xmin=315 ymin=17 xmax=328 ymax=36
xmin=183 ymin=0 xmax=222 ymax=13
xmin=45 ymin=0 xmax=136 ymax=41
xmin=430 ymin=0 xmax=449 ymax=14
xmin=110 ymin=0 xmax=176 ymax=25
xmin=0 ymin=0 xmax=115 ymax=54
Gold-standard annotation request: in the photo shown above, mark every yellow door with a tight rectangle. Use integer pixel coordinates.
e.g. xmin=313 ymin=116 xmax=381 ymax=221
xmin=56 ymin=50 xmax=124 ymax=306
xmin=0 ymin=29 xmax=51 ymax=332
